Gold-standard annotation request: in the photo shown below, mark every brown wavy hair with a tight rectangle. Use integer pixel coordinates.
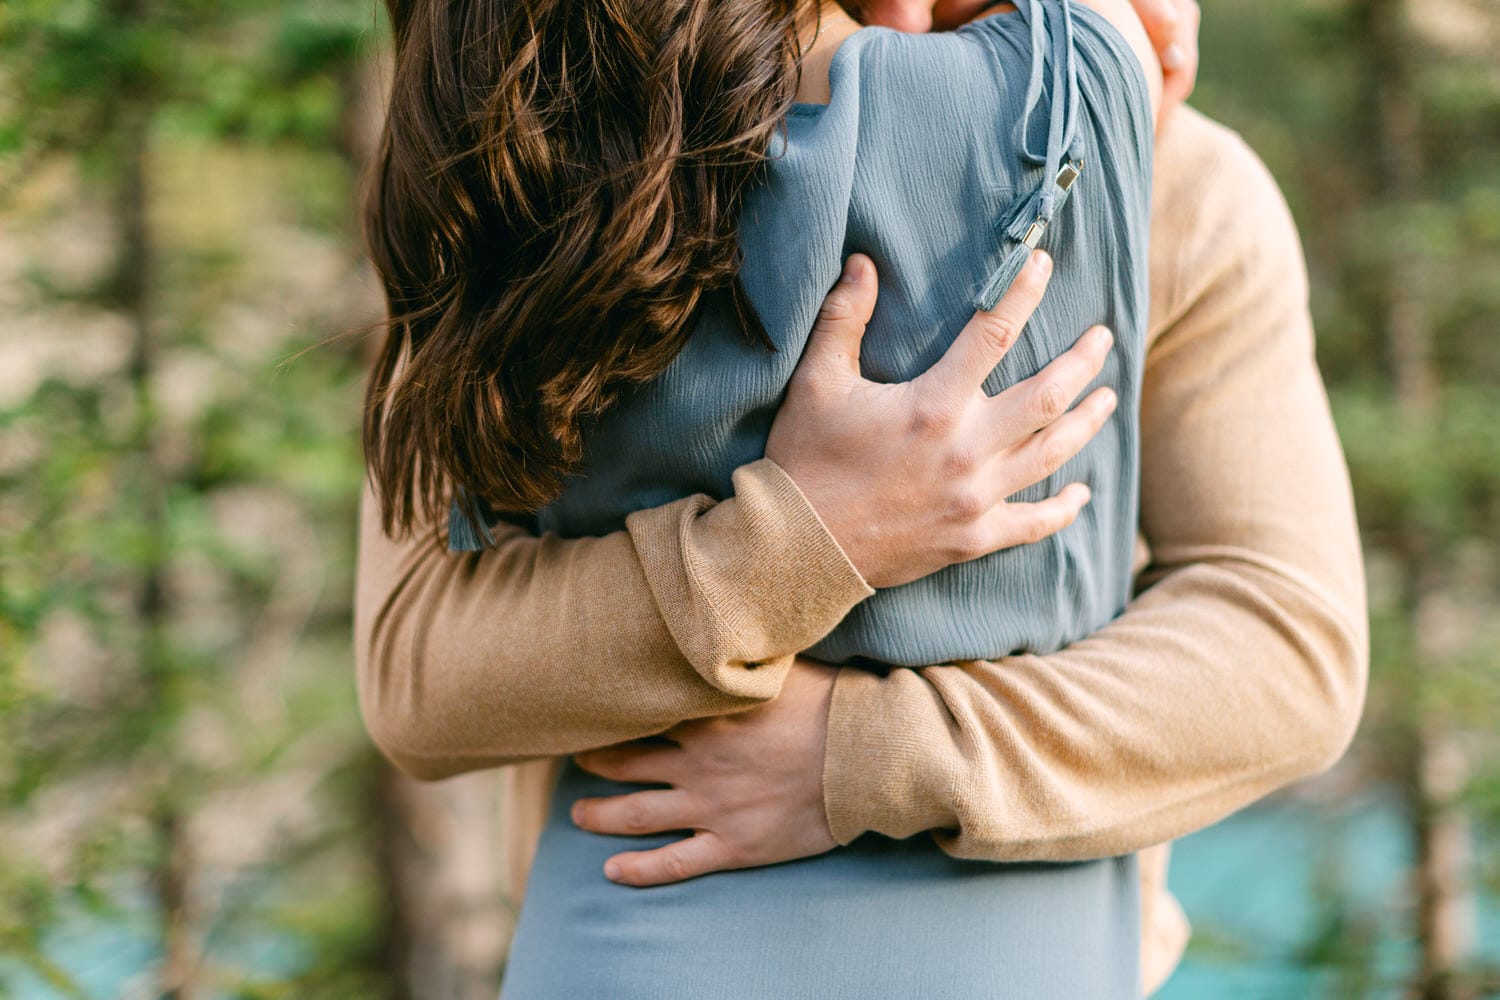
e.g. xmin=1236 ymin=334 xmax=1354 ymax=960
xmin=362 ymin=0 xmax=807 ymax=539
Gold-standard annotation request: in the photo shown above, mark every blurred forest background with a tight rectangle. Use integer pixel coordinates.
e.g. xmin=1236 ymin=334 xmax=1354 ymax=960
xmin=0 ymin=0 xmax=1497 ymax=997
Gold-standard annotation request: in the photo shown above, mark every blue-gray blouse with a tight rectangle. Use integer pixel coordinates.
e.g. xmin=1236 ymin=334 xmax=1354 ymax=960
xmin=494 ymin=2 xmax=1154 ymax=996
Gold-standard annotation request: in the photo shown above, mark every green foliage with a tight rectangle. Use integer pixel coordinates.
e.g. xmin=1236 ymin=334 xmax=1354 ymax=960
xmin=1 ymin=0 xmax=386 ymax=994
xmin=1335 ymin=382 xmax=1500 ymax=548
xmin=1 ymin=0 xmax=1497 ymax=994
xmin=1192 ymin=0 xmax=1500 ymax=990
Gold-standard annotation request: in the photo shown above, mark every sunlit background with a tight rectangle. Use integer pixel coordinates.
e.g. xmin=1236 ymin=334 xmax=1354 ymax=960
xmin=1 ymin=0 xmax=1497 ymax=997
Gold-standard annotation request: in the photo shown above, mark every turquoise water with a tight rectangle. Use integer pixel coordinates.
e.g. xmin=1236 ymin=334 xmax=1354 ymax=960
xmin=3 ymin=792 xmax=1496 ymax=998
xmin=1158 ymin=791 xmax=1500 ymax=999
xmin=0 ymin=882 xmax=312 ymax=999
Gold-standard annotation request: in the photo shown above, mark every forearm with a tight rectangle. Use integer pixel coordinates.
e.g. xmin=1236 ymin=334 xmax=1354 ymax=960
xmin=823 ymin=552 xmax=1365 ymax=858
xmin=353 ymin=242 xmax=1094 ymax=783
xmin=354 ymin=458 xmax=872 ymax=779
xmin=821 ymin=113 xmax=1368 ymax=860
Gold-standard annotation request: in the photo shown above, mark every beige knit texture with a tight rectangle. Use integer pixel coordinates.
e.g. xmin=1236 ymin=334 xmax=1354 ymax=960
xmin=355 ymin=460 xmax=871 ymax=778
xmin=352 ymin=107 xmax=1369 ymax=996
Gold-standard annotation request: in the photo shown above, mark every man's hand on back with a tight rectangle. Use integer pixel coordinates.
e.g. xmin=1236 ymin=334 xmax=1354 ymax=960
xmin=564 ymin=0 xmax=1202 ymax=886
xmin=570 ymin=658 xmax=839 ymax=887
xmin=565 ymin=248 xmax=1119 ymax=884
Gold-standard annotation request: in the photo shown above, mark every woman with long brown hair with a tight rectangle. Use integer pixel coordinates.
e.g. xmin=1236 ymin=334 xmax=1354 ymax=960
xmin=361 ymin=0 xmax=1161 ymax=993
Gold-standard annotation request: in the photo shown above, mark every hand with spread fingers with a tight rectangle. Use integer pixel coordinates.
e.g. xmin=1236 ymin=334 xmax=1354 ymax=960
xmin=765 ymin=250 xmax=1116 ymax=590
xmin=569 ymin=251 xmax=1120 ymax=885
xmin=571 ymin=658 xmax=839 ymax=887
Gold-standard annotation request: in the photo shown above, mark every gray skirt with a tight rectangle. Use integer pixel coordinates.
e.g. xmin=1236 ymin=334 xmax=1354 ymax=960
xmin=499 ymin=760 xmax=1142 ymax=1000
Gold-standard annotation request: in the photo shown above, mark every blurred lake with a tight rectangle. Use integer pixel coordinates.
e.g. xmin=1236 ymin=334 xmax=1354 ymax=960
xmin=1161 ymin=791 xmax=1500 ymax=999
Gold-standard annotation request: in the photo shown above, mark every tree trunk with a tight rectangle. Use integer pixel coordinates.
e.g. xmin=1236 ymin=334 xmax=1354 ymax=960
xmin=1363 ymin=0 xmax=1477 ymax=994
xmin=1410 ymin=724 xmax=1475 ymax=1000
xmin=375 ymin=768 xmax=510 ymax=1000
xmin=109 ymin=1 xmax=198 ymax=994
xmin=343 ymin=51 xmax=511 ymax=999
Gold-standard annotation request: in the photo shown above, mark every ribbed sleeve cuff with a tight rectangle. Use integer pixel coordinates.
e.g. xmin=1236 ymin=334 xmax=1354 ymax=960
xmin=821 ymin=666 xmax=959 ymax=846
xmin=625 ymin=457 xmax=874 ymax=699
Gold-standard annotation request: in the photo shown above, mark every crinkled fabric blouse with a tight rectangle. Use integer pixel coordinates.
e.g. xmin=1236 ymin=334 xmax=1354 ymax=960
xmin=489 ymin=3 xmax=1155 ymax=997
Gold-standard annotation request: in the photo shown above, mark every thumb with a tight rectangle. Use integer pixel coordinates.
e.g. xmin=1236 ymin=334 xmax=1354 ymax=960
xmin=803 ymin=254 xmax=878 ymax=379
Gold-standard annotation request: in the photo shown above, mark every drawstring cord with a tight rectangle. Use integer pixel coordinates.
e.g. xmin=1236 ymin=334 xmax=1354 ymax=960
xmin=975 ymin=0 xmax=1086 ymax=311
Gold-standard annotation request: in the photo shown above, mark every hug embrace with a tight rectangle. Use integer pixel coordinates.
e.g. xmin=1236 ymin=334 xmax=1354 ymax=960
xmin=355 ymin=0 xmax=1368 ymax=995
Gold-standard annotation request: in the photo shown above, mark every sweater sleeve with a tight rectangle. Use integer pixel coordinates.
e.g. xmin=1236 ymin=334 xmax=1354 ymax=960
xmin=354 ymin=458 xmax=873 ymax=780
xmin=356 ymin=112 xmax=1368 ymax=864
xmin=819 ymin=112 xmax=1369 ymax=859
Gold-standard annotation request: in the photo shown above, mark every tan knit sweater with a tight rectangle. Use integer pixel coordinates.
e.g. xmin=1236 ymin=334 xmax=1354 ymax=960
xmin=354 ymin=107 xmax=1368 ymax=996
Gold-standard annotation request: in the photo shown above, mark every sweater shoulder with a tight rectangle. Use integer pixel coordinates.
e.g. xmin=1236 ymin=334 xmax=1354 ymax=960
xmin=1148 ymin=108 xmax=1304 ymax=342
xmin=1155 ymin=108 xmax=1283 ymax=212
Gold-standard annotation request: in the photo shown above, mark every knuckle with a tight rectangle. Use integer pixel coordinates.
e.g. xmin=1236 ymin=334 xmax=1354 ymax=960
xmin=621 ymin=801 xmax=650 ymax=834
xmin=977 ymin=314 xmax=1022 ymax=356
xmin=1034 ymin=378 xmax=1070 ymax=423
xmin=1021 ymin=514 xmax=1054 ymax=545
xmin=946 ymin=488 xmax=987 ymax=523
xmin=941 ymin=444 xmax=981 ymax=478
xmin=662 ymin=851 xmax=693 ymax=883
xmin=816 ymin=289 xmax=856 ymax=324
xmin=951 ymin=525 xmax=992 ymax=562
xmin=910 ymin=398 xmax=956 ymax=436
xmin=1038 ymin=436 xmax=1070 ymax=473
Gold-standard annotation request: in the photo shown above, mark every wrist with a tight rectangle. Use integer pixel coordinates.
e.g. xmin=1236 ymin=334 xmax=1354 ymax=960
xmin=769 ymin=459 xmax=894 ymax=588
xmin=822 ymin=666 xmax=960 ymax=845
xmin=623 ymin=460 xmax=872 ymax=696
xmin=756 ymin=458 xmax=877 ymax=592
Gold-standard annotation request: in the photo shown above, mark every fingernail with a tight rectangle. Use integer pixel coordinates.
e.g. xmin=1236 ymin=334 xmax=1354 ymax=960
xmin=1092 ymin=326 xmax=1113 ymax=348
xmin=1030 ymin=250 xmax=1052 ymax=274
xmin=571 ymin=802 xmax=584 ymax=824
xmin=1100 ymin=388 xmax=1118 ymax=412
xmin=1162 ymin=43 xmax=1186 ymax=71
xmin=604 ymin=861 xmax=621 ymax=881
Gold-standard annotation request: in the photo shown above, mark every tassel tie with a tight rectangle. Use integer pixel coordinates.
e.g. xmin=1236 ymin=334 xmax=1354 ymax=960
xmin=448 ymin=0 xmax=1089 ymax=545
xmin=975 ymin=0 xmax=1086 ymax=312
